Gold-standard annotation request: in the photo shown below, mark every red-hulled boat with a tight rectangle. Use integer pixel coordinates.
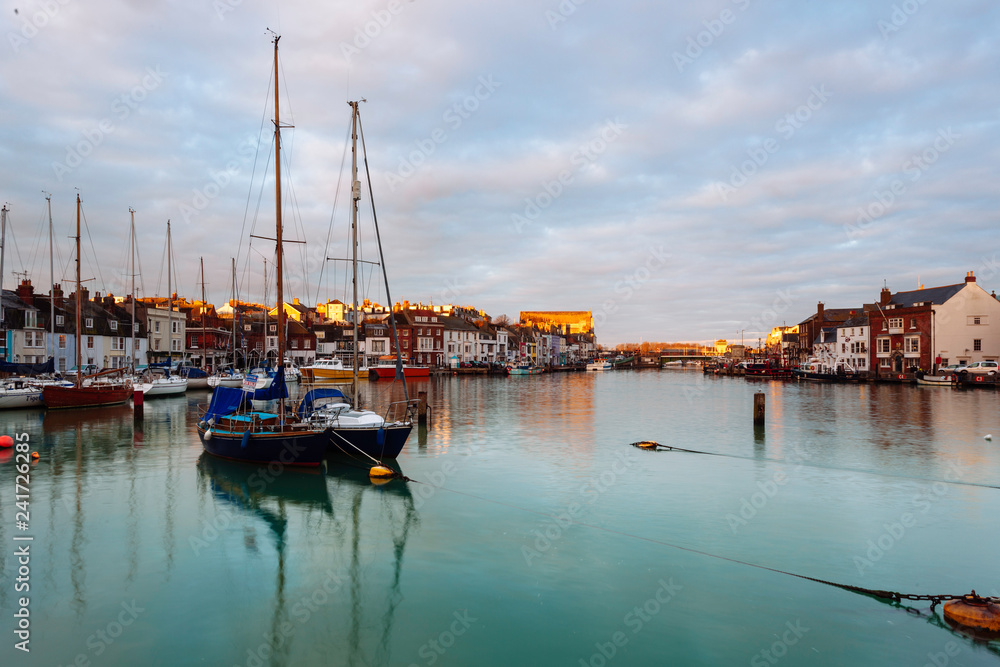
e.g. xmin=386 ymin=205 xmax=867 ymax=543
xmin=368 ymin=356 xmax=429 ymax=380
xmin=42 ymin=195 xmax=132 ymax=410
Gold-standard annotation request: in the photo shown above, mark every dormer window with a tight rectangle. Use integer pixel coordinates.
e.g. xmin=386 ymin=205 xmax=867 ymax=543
xmin=110 ymin=321 xmax=118 ymax=331
xmin=85 ymin=317 xmax=94 ymax=329
xmin=56 ymin=315 xmax=64 ymax=326
xmin=269 ymin=324 xmax=277 ymax=333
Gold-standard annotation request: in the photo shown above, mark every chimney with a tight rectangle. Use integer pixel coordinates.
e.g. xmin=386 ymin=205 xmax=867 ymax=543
xmin=817 ymin=301 xmax=824 ymax=320
xmin=51 ymin=283 xmax=64 ymax=308
xmin=880 ymin=287 xmax=892 ymax=306
xmin=16 ymin=279 xmax=33 ymax=306
xmin=966 ymin=270 xmax=976 ymax=283
xmin=93 ymin=291 xmax=102 ymax=303
xmin=293 ymin=297 xmax=300 ymax=306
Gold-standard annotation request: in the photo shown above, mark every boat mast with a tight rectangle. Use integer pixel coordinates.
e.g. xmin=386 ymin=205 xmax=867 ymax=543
xmin=272 ymin=33 xmax=285 ymax=420
xmin=231 ymin=257 xmax=237 ymax=369
xmin=75 ymin=194 xmax=82 ymax=388
xmin=0 ymin=204 xmax=6 ymax=355
xmin=129 ymin=208 xmax=136 ymax=373
xmin=166 ymin=220 xmax=172 ymax=368
xmin=200 ymin=257 xmax=207 ymax=371
xmin=350 ymin=100 xmax=360 ymax=398
xmin=47 ymin=195 xmax=55 ymax=366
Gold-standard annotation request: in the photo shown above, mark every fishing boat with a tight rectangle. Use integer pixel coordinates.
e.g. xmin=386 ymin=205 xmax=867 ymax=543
xmin=300 ymin=357 xmax=355 ymax=382
xmin=916 ymin=372 xmax=958 ymax=386
xmin=42 ymin=196 xmax=132 ymax=409
xmin=586 ymin=360 xmax=612 ymax=371
xmin=508 ymin=364 xmax=543 ymax=375
xmin=196 ymin=35 xmax=328 ymax=468
xmin=368 ymin=355 xmax=429 ymax=380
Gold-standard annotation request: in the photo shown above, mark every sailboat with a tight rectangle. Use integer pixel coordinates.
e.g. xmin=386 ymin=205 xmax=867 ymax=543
xmin=137 ymin=221 xmax=188 ymax=397
xmin=300 ymin=100 xmax=413 ymax=460
xmin=42 ymin=195 xmax=133 ymax=409
xmin=196 ymin=35 xmax=329 ymax=467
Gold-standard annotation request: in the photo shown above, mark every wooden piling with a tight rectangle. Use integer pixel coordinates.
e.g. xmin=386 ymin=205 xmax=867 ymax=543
xmin=417 ymin=391 xmax=429 ymax=427
xmin=753 ymin=391 xmax=765 ymax=427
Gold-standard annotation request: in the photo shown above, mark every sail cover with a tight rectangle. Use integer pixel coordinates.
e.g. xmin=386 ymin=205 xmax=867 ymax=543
xmin=203 ymin=386 xmax=246 ymax=424
xmin=296 ymin=387 xmax=348 ymax=419
xmin=0 ymin=357 xmax=55 ymax=375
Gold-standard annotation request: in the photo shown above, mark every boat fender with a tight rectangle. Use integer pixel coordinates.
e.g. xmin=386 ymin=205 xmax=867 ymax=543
xmin=943 ymin=592 xmax=1000 ymax=633
xmin=376 ymin=428 xmax=386 ymax=446
xmin=631 ymin=440 xmax=660 ymax=449
xmin=985 ymin=434 xmax=993 ymax=441
xmin=240 ymin=431 xmax=251 ymax=449
xmin=0 ymin=435 xmax=13 ymax=448
xmin=204 ymin=428 xmax=212 ymax=441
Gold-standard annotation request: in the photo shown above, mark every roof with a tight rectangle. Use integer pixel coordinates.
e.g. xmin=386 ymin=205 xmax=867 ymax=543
xmin=889 ymin=283 xmax=965 ymax=308
xmin=797 ymin=307 xmax=857 ymax=327
xmin=837 ymin=315 xmax=869 ymax=329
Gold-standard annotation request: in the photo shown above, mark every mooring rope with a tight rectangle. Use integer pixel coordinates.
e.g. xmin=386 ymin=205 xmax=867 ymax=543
xmin=629 ymin=442 xmax=1000 ymax=491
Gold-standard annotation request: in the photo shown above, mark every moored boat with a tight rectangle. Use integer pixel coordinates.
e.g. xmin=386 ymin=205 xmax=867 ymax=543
xmin=301 ymin=357 xmax=356 ymax=382
xmin=916 ymin=373 xmax=958 ymax=386
xmin=508 ymin=364 xmax=543 ymax=375
xmin=586 ymin=360 xmax=612 ymax=371
xmin=369 ymin=356 xmax=429 ymax=380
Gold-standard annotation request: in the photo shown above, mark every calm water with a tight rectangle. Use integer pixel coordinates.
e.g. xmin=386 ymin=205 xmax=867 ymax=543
xmin=2 ymin=371 xmax=999 ymax=666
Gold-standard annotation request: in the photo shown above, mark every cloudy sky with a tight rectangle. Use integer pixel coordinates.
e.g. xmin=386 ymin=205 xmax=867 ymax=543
xmin=2 ymin=0 xmax=998 ymax=345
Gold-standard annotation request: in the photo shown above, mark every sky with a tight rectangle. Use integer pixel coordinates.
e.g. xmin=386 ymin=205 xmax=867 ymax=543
xmin=1 ymin=0 xmax=998 ymax=346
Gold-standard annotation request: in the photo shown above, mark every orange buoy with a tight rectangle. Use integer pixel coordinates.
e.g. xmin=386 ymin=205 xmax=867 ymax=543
xmin=0 ymin=435 xmax=13 ymax=448
xmin=943 ymin=593 xmax=1000 ymax=633
xmin=369 ymin=465 xmax=396 ymax=482
xmin=31 ymin=451 xmax=39 ymax=459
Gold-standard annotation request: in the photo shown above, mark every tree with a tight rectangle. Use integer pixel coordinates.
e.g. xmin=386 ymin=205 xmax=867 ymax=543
xmin=492 ymin=314 xmax=510 ymax=326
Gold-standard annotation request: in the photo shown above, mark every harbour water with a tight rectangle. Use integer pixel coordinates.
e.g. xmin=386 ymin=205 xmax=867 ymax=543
xmin=2 ymin=370 xmax=999 ymax=666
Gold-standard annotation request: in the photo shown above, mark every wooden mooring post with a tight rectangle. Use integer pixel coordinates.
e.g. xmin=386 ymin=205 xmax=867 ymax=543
xmin=417 ymin=390 xmax=431 ymax=429
xmin=753 ymin=391 xmax=765 ymax=427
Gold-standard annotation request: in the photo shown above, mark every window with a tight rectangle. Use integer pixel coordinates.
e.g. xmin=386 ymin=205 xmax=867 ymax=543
xmin=315 ymin=331 xmax=325 ymax=339
xmin=135 ymin=339 xmax=141 ymax=350
xmin=191 ymin=335 xmax=200 ymax=348
xmin=110 ymin=320 xmax=118 ymax=331
xmin=974 ymin=339 xmax=982 ymax=351
xmin=86 ymin=317 xmax=94 ymax=329
xmin=880 ymin=358 xmax=890 ymax=368
xmin=266 ymin=336 xmax=277 ymax=349
xmin=877 ymin=337 xmax=890 ymax=354
xmin=172 ymin=321 xmax=179 ymax=334
xmin=269 ymin=324 xmax=276 ymax=333
xmin=155 ymin=321 xmax=160 ymax=333
xmin=24 ymin=331 xmax=43 ymax=347
xmin=171 ymin=339 xmax=181 ymax=352
xmin=153 ymin=339 xmax=160 ymax=351
xmin=910 ymin=318 xmax=916 ymax=329
xmin=56 ymin=315 xmax=64 ymax=326
xmin=133 ymin=323 xmax=139 ymax=333
xmin=304 ymin=340 xmax=311 ymax=349
xmin=244 ymin=324 xmax=251 ymax=331
xmin=112 ymin=337 xmax=124 ymax=351
xmin=881 ymin=321 xmax=887 ymax=331
xmin=58 ymin=334 xmax=66 ymax=349
xmin=87 ymin=336 xmax=95 ymax=349
xmin=888 ymin=318 xmax=903 ymax=329
xmin=291 ymin=339 xmax=299 ymax=349
xmin=58 ymin=358 xmax=67 ymax=372
xmin=25 ymin=311 xmax=37 ymax=328
xmin=905 ymin=336 xmax=920 ymax=354
xmin=372 ymin=340 xmax=386 ymax=353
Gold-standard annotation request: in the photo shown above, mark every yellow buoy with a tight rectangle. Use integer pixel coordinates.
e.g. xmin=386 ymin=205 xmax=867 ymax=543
xmin=943 ymin=593 xmax=1000 ymax=633
xmin=369 ymin=465 xmax=396 ymax=481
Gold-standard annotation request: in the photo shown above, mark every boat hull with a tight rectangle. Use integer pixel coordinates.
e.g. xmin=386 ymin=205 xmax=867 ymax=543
xmin=0 ymin=388 xmax=44 ymax=409
xmin=917 ymin=374 xmax=957 ymax=386
xmin=302 ymin=368 xmax=356 ymax=381
xmin=42 ymin=384 xmax=132 ymax=409
xmin=185 ymin=377 xmax=210 ymax=390
xmin=197 ymin=425 xmax=328 ymax=467
xmin=140 ymin=379 xmax=188 ymax=396
xmin=326 ymin=423 xmax=412 ymax=459
xmin=369 ymin=366 xmax=429 ymax=380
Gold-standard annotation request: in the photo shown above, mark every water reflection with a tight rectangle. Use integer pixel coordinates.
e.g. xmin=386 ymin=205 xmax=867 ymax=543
xmin=195 ymin=452 xmax=418 ymax=666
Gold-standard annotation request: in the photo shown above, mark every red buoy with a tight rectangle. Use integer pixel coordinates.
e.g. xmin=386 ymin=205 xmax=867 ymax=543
xmin=0 ymin=435 xmax=13 ymax=448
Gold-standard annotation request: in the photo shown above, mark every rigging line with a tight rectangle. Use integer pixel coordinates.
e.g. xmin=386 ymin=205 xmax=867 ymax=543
xmin=80 ymin=206 xmax=107 ymax=294
xmin=429 ymin=484 xmax=992 ymax=610
xmin=644 ymin=444 xmax=1000 ymax=491
xmin=6 ymin=211 xmax=25 ymax=284
xmin=237 ymin=65 xmax=274 ymax=278
xmin=314 ymin=119 xmax=353 ymax=307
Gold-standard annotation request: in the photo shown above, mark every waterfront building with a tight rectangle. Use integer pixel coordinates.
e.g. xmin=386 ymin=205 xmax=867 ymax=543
xmin=794 ymin=303 xmax=857 ymax=362
xmin=869 ymin=271 xmax=1000 ymax=373
xmin=835 ymin=315 xmax=870 ymax=373
xmin=390 ymin=309 xmax=444 ymax=366
xmin=519 ymin=310 xmax=594 ymax=335
xmin=440 ymin=315 xmax=481 ymax=364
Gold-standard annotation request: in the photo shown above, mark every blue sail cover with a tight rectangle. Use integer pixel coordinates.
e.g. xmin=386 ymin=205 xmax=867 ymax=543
xmin=251 ymin=365 xmax=287 ymax=401
xmin=204 ymin=386 xmax=246 ymax=423
xmin=0 ymin=357 xmax=55 ymax=375
xmin=181 ymin=366 xmax=209 ymax=378
xmin=296 ymin=387 xmax=348 ymax=419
